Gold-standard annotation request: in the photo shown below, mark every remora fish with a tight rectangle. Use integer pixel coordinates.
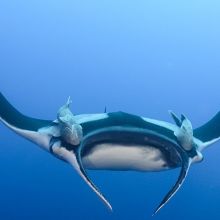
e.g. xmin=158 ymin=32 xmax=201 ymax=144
xmin=0 ymin=92 xmax=219 ymax=214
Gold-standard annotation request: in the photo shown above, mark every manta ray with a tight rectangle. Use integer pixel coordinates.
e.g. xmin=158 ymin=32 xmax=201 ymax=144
xmin=0 ymin=92 xmax=219 ymax=215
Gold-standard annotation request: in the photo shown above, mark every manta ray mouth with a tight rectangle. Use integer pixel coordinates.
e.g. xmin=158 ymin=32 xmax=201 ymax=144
xmin=80 ymin=126 xmax=183 ymax=167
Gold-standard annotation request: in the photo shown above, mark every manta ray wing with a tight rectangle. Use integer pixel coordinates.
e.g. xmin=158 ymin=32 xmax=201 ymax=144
xmin=153 ymin=156 xmax=191 ymax=215
xmin=194 ymin=111 xmax=220 ymax=143
xmin=0 ymin=92 xmax=53 ymax=131
xmin=0 ymin=93 xmax=58 ymax=150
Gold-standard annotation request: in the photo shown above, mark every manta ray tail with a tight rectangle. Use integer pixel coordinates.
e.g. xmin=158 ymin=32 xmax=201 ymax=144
xmin=153 ymin=157 xmax=191 ymax=215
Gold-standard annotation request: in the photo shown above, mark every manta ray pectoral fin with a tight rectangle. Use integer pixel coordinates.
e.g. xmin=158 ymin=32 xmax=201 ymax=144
xmin=199 ymin=137 xmax=220 ymax=151
xmin=153 ymin=157 xmax=191 ymax=215
xmin=38 ymin=125 xmax=61 ymax=137
xmin=53 ymin=146 xmax=112 ymax=211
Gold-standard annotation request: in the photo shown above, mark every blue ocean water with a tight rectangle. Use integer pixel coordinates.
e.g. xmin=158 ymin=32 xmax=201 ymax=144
xmin=1 ymin=0 xmax=220 ymax=219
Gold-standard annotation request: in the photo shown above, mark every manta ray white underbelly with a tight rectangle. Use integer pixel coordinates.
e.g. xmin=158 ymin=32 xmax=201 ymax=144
xmin=0 ymin=92 xmax=220 ymax=215
xmin=82 ymin=143 xmax=169 ymax=171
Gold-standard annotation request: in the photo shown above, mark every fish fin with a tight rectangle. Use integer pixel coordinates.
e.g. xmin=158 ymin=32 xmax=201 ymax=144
xmin=181 ymin=114 xmax=187 ymax=122
xmin=153 ymin=157 xmax=191 ymax=215
xmin=66 ymin=96 xmax=72 ymax=107
xmin=169 ymin=110 xmax=181 ymax=127
xmin=54 ymin=146 xmax=112 ymax=211
xmin=175 ymin=114 xmax=194 ymax=151
xmin=53 ymin=119 xmax=59 ymax=123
